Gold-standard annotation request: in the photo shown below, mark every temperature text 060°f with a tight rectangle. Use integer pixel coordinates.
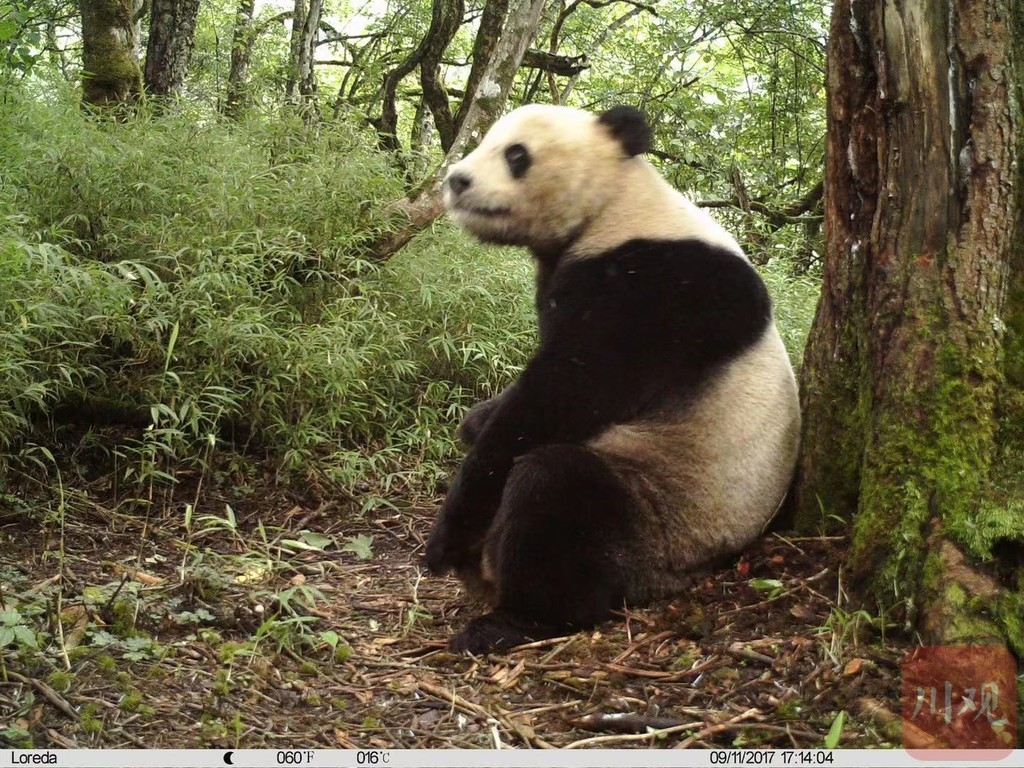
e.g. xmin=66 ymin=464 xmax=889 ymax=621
xmin=276 ymin=750 xmax=315 ymax=765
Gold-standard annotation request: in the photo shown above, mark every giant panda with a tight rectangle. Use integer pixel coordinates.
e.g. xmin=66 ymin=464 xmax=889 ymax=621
xmin=424 ymin=104 xmax=801 ymax=654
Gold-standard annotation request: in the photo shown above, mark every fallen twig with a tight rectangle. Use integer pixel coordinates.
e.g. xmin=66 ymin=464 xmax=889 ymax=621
xmin=564 ymin=719 xmax=704 ymax=748
xmin=674 ymin=707 xmax=762 ymax=749
xmin=573 ymin=711 xmax=696 ymax=733
xmin=7 ymin=671 xmax=79 ymax=721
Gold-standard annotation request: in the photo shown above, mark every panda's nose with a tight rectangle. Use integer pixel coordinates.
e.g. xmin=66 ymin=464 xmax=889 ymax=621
xmin=446 ymin=172 xmax=471 ymax=197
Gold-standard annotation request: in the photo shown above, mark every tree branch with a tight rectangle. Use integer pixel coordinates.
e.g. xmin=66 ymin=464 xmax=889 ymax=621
xmin=365 ymin=0 xmax=549 ymax=260
xmin=419 ymin=0 xmax=465 ymax=152
xmin=698 ymin=179 xmax=823 ymax=230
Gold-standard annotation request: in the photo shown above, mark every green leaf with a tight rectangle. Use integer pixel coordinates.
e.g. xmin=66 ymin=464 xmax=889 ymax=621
xmin=342 ymin=534 xmax=374 ymax=561
xmin=319 ymin=630 xmax=340 ymax=649
xmin=823 ymin=710 xmax=846 ymax=749
xmin=300 ymin=531 xmax=333 ymax=550
xmin=13 ymin=625 xmax=38 ymax=648
xmin=278 ymin=538 xmax=319 ymax=552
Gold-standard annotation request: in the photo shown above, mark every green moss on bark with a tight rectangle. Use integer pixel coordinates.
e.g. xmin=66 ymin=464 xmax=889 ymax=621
xmin=81 ymin=0 xmax=143 ymax=107
xmin=850 ymin=324 xmax=1001 ymax=612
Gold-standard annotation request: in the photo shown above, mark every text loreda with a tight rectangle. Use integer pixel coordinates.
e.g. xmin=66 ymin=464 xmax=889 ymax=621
xmin=11 ymin=753 xmax=57 ymax=764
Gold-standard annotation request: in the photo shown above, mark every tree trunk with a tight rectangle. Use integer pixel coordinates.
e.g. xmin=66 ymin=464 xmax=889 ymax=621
xmin=143 ymin=0 xmax=200 ymax=97
xmin=285 ymin=0 xmax=306 ymax=99
xmin=452 ymin=0 xmax=508 ymax=132
xmin=79 ymin=0 xmax=144 ymax=107
xmin=366 ymin=0 xmax=548 ymax=261
xmin=790 ymin=0 xmax=1024 ymax=653
xmin=285 ymin=0 xmax=321 ymax=111
xmin=374 ymin=0 xmax=464 ymax=154
xmin=223 ymin=0 xmax=256 ymax=119
xmin=419 ymin=0 xmax=464 ymax=152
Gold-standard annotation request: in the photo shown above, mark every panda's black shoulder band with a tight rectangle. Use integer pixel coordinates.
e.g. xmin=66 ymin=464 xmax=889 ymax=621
xmin=598 ymin=106 xmax=652 ymax=157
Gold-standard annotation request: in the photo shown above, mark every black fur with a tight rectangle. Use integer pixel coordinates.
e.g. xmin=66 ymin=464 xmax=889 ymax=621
xmin=456 ymin=387 xmax=510 ymax=447
xmin=452 ymin=445 xmax=635 ymax=653
xmin=504 ymin=143 xmax=532 ymax=179
xmin=426 ymin=238 xmax=772 ymax=648
xmin=598 ymin=106 xmax=652 ymax=157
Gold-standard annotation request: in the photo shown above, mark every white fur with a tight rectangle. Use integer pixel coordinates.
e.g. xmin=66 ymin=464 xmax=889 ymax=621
xmin=445 ymin=105 xmax=742 ymax=257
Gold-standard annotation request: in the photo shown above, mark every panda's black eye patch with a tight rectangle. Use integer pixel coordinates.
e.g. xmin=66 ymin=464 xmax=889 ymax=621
xmin=504 ymin=143 xmax=532 ymax=179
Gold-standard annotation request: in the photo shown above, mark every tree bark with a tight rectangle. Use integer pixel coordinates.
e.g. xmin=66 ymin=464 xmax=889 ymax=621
xmin=79 ymin=0 xmax=145 ymax=107
xmin=285 ymin=0 xmax=321 ymax=111
xmin=419 ymin=0 xmax=464 ymax=152
xmin=143 ymin=0 xmax=200 ymax=98
xmin=223 ymin=0 xmax=256 ymax=119
xmin=790 ymin=0 xmax=1024 ymax=653
xmin=366 ymin=0 xmax=548 ymax=261
xmin=374 ymin=0 xmax=464 ymax=153
xmin=452 ymin=0 xmax=508 ymax=132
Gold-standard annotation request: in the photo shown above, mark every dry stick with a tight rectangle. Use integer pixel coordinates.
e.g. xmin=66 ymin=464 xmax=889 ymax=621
xmin=726 ymin=641 xmax=776 ymax=665
xmin=573 ymin=712 xmax=698 ymax=733
xmin=602 ymin=655 xmax=720 ymax=681
xmin=416 ymin=680 xmax=544 ymax=749
xmin=7 ymin=671 xmax=79 ymax=721
xmin=507 ymin=634 xmax=574 ymax=652
xmin=610 ymin=630 xmax=677 ymax=665
xmin=537 ymin=637 xmax=576 ymax=664
xmin=673 ymin=707 xmax=763 ymax=749
xmin=495 ymin=705 xmax=557 ymax=750
xmin=564 ymin=720 xmax=705 ymax=749
xmin=45 ymin=728 xmax=78 ymax=748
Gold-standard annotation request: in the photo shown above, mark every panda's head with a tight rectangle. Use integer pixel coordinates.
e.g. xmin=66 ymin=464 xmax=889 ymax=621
xmin=443 ymin=104 xmax=652 ymax=253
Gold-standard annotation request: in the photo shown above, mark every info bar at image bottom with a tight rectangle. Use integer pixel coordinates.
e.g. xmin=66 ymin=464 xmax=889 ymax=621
xmin=5 ymin=750 xmax=1024 ymax=768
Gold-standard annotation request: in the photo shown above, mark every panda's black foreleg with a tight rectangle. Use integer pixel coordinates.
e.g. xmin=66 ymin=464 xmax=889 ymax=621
xmin=449 ymin=611 xmax=547 ymax=654
xmin=456 ymin=386 xmax=511 ymax=447
xmin=449 ymin=444 xmax=637 ymax=654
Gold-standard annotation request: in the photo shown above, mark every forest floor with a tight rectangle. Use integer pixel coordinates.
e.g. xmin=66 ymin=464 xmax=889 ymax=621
xmin=1 ymin=463 xmax=909 ymax=750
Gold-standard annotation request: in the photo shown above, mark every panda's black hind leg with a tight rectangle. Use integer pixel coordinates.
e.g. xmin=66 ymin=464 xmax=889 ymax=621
xmin=450 ymin=444 xmax=637 ymax=654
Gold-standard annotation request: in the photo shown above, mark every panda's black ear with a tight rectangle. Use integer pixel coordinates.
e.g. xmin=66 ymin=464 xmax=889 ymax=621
xmin=598 ymin=105 xmax=652 ymax=157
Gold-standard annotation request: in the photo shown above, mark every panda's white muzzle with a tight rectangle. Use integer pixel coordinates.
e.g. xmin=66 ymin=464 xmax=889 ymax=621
xmin=443 ymin=172 xmax=510 ymax=218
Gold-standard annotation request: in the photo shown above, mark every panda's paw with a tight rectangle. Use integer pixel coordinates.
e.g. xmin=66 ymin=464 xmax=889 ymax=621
xmin=449 ymin=613 xmax=546 ymax=655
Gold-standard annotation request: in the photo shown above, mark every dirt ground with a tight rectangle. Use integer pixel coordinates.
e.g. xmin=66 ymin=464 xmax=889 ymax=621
xmin=1 ymin=471 xmax=907 ymax=750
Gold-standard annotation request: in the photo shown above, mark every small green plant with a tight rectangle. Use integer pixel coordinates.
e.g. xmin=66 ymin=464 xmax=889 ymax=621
xmin=816 ymin=606 xmax=885 ymax=668
xmin=341 ymin=534 xmax=375 ymax=561
xmin=0 ymin=607 xmax=40 ymax=652
xmin=251 ymin=614 xmax=320 ymax=655
xmin=749 ymin=577 xmax=786 ymax=600
xmin=823 ymin=710 xmax=847 ymax=748
xmin=318 ymin=630 xmax=352 ymax=662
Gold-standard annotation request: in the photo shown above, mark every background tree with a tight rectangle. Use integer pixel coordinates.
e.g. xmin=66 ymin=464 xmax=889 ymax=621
xmin=367 ymin=0 xmax=549 ymax=260
xmin=1 ymin=0 xmax=77 ymax=76
xmin=79 ymin=0 xmax=145 ymax=106
xmin=285 ymin=0 xmax=322 ymax=110
xmin=144 ymin=0 xmax=201 ymax=97
xmin=790 ymin=0 xmax=1024 ymax=652
xmin=223 ymin=0 xmax=255 ymax=118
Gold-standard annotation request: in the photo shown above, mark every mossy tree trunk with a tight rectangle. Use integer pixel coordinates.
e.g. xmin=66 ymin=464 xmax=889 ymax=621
xmin=790 ymin=0 xmax=1024 ymax=653
xmin=79 ymin=0 xmax=145 ymax=107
